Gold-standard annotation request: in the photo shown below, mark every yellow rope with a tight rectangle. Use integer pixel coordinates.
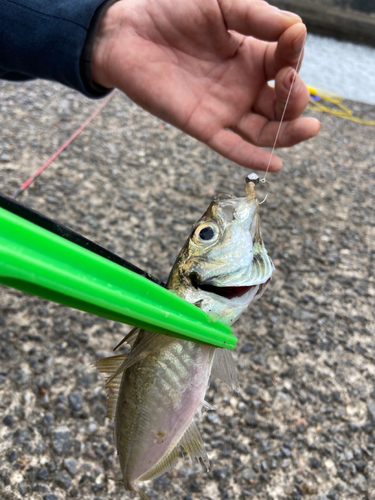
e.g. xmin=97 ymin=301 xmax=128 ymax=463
xmin=307 ymin=85 xmax=375 ymax=126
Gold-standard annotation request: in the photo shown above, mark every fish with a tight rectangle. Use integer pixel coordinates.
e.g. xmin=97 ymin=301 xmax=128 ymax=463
xmin=96 ymin=174 xmax=274 ymax=499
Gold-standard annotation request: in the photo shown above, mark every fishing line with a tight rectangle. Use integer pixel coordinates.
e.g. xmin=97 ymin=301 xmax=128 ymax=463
xmin=261 ymin=37 xmax=306 ymax=185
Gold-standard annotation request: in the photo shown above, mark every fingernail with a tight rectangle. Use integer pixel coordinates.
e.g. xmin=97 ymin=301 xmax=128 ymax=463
xmin=284 ymin=69 xmax=301 ymax=93
xmin=279 ymin=9 xmax=302 ymax=21
xmin=292 ymin=26 xmax=307 ymax=52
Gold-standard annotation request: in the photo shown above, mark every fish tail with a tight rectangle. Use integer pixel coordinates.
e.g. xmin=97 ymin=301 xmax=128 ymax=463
xmin=109 ymin=475 xmax=151 ymax=500
xmin=134 ymin=485 xmax=151 ymax=500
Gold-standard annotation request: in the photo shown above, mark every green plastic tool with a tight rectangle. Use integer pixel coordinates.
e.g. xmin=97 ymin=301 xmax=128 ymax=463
xmin=0 ymin=194 xmax=236 ymax=349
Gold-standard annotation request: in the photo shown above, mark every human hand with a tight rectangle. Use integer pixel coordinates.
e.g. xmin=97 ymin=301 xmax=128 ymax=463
xmin=91 ymin=0 xmax=320 ymax=171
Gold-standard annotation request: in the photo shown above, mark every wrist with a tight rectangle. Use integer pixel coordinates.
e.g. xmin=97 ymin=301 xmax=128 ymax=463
xmin=91 ymin=1 xmax=123 ymax=89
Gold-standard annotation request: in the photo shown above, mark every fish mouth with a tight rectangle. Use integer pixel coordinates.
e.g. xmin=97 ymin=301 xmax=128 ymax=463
xmin=190 ymin=274 xmax=271 ymax=301
xmin=197 ymin=283 xmax=256 ymax=300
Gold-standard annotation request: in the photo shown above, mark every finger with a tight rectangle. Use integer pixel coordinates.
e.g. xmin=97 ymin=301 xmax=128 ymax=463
xmin=264 ymin=23 xmax=307 ymax=80
xmin=218 ymin=0 xmax=301 ymax=41
xmin=273 ymin=68 xmax=310 ymax=121
xmin=233 ymin=113 xmax=321 ymax=148
xmin=207 ymin=128 xmax=283 ymax=172
xmin=248 ymin=69 xmax=307 ymax=124
xmin=250 ymin=83 xmax=278 ymax=122
xmin=252 ymin=69 xmax=310 ymax=122
xmin=275 ymin=117 xmax=321 ymax=147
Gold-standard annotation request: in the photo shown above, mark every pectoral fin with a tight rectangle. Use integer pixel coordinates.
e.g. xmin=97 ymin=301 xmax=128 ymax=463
xmin=211 ymin=348 xmax=239 ymax=390
xmin=113 ymin=326 xmax=141 ymax=351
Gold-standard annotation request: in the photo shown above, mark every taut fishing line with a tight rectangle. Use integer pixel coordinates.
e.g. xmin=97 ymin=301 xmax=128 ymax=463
xmin=260 ymin=36 xmax=307 ymax=186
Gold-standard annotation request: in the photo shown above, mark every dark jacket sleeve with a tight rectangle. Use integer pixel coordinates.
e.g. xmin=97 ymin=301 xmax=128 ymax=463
xmin=0 ymin=0 xmax=117 ymax=98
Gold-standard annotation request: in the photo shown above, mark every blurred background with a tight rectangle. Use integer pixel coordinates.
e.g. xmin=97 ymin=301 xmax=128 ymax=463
xmin=269 ymin=0 xmax=375 ymax=104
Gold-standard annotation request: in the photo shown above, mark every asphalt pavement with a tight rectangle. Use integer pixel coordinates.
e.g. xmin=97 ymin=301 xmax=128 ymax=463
xmin=0 ymin=79 xmax=374 ymax=500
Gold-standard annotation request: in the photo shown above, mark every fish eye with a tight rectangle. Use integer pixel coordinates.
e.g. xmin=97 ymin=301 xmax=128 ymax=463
xmin=199 ymin=226 xmax=215 ymax=240
xmin=193 ymin=223 xmax=218 ymax=244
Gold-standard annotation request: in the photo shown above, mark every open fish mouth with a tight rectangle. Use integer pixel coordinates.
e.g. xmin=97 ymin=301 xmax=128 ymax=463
xmin=190 ymin=275 xmax=271 ymax=301
xmin=198 ymin=283 xmax=256 ymax=299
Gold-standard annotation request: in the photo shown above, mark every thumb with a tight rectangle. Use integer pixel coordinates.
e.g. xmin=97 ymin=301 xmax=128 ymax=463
xmin=218 ymin=0 xmax=302 ymax=41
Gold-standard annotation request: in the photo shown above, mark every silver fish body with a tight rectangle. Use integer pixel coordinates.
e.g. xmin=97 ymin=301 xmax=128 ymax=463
xmin=115 ymin=335 xmax=213 ymax=488
xmin=97 ymin=176 xmax=274 ymax=499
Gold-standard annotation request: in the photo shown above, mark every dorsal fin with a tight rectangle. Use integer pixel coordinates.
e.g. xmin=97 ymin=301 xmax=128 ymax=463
xmin=96 ymin=354 xmax=128 ymax=374
xmin=95 ymin=355 xmax=126 ymax=420
xmin=211 ymin=348 xmax=239 ymax=390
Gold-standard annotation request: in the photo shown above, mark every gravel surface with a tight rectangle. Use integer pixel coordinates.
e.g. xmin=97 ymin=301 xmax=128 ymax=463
xmin=0 ymin=79 xmax=374 ymax=500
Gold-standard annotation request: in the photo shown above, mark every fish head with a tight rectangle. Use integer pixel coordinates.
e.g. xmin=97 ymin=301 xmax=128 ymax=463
xmin=167 ymin=175 xmax=275 ymax=325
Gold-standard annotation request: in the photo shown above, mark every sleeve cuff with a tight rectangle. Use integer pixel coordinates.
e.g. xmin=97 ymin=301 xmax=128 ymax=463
xmin=80 ymin=0 xmax=119 ymax=98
